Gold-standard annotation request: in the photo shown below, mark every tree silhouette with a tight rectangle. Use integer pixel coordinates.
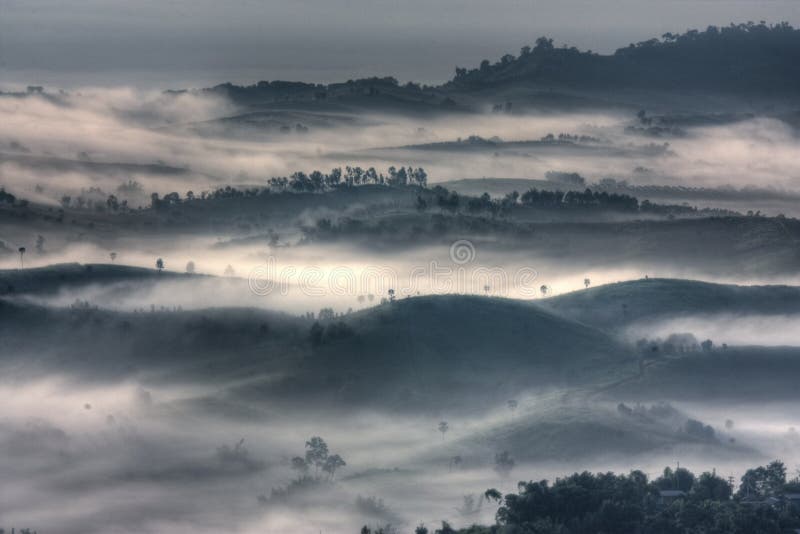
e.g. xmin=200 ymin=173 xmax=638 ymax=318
xmin=584 ymin=278 xmax=591 ymax=288
xmin=507 ymin=399 xmax=518 ymax=419
xmin=155 ymin=258 xmax=164 ymax=272
xmin=322 ymin=454 xmax=346 ymax=480
xmin=438 ymin=421 xmax=449 ymax=440
xmin=109 ymin=252 xmax=117 ymax=262
xmin=305 ymin=436 xmax=329 ymax=476
xmin=290 ymin=456 xmax=309 ymax=476
xmin=186 ymin=261 xmax=196 ymax=274
xmin=224 ymin=264 xmax=235 ymax=277
xmin=450 ymin=455 xmax=463 ymax=471
xmin=539 ymin=285 xmax=549 ymax=297
xmin=494 ymin=451 xmax=515 ymax=477
xmin=18 ymin=247 xmax=26 ymax=268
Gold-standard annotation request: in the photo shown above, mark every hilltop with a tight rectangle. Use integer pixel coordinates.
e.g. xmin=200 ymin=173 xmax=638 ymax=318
xmin=543 ymin=278 xmax=800 ymax=331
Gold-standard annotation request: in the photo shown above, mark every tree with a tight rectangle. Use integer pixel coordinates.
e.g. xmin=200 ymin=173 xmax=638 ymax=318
xmin=290 ymin=456 xmax=309 ymax=476
xmin=438 ymin=421 xmax=449 ymax=440
xmin=109 ymin=252 xmax=117 ymax=262
xmin=691 ymin=471 xmax=732 ymax=501
xmin=507 ymin=399 xmax=518 ymax=419
xmin=304 ymin=436 xmax=329 ymax=476
xmin=655 ymin=466 xmax=695 ymax=492
xmin=539 ymin=285 xmax=549 ymax=297
xmin=738 ymin=460 xmax=786 ymax=498
xmin=309 ymin=321 xmax=324 ymax=346
xmin=18 ymin=247 xmax=26 ymax=268
xmin=186 ymin=261 xmax=195 ymax=274
xmin=322 ymin=453 xmax=346 ymax=480
xmin=155 ymin=258 xmax=164 ymax=272
xmin=584 ymin=278 xmax=591 ymax=288
xmin=388 ymin=288 xmax=396 ymax=302
xmin=224 ymin=264 xmax=235 ymax=277
xmin=701 ymin=339 xmax=714 ymax=352
xmin=494 ymin=451 xmax=515 ymax=477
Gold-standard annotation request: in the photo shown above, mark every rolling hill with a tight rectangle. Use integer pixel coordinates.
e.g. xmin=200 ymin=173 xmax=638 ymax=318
xmin=0 ymin=263 xmax=200 ymax=296
xmin=542 ymin=278 xmax=800 ymax=331
xmin=0 ymin=288 xmax=635 ymax=412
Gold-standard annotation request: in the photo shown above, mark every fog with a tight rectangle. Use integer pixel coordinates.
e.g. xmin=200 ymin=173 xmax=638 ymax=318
xmin=2 ymin=90 xmax=799 ymax=218
xmin=4 ymin=42 xmax=800 ymax=533
xmin=2 ymin=371 xmax=794 ymax=533
xmin=627 ymin=313 xmax=800 ymax=347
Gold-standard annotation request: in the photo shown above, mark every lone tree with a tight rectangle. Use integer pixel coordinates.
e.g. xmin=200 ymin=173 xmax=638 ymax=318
xmin=540 ymin=285 xmax=549 ymax=297
xmin=507 ymin=399 xmax=518 ymax=419
xmin=109 ymin=252 xmax=117 ymax=262
xmin=155 ymin=258 xmax=164 ymax=272
xmin=18 ymin=246 xmax=26 ymax=268
xmin=388 ymin=288 xmax=396 ymax=302
xmin=584 ymin=278 xmax=591 ymax=288
xmin=438 ymin=421 xmax=449 ymax=440
xmin=186 ymin=261 xmax=196 ymax=274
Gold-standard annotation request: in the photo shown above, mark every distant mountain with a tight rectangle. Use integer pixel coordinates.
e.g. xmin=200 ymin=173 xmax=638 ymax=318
xmin=189 ymin=22 xmax=800 ymax=112
xmin=447 ymin=22 xmax=800 ymax=95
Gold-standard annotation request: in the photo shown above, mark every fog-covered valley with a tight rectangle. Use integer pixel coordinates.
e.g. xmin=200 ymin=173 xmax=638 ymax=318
xmin=4 ymin=19 xmax=800 ymax=534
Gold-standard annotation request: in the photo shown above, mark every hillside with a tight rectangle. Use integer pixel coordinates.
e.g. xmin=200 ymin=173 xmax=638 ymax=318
xmin=543 ymin=278 xmax=800 ymax=331
xmin=606 ymin=345 xmax=800 ymax=402
xmin=276 ymin=295 xmax=635 ymax=410
xmin=0 ymin=263 xmax=197 ymax=296
xmin=0 ymin=292 xmax=634 ymax=412
xmin=446 ymin=22 xmax=800 ymax=96
xmin=186 ymin=22 xmax=800 ymax=114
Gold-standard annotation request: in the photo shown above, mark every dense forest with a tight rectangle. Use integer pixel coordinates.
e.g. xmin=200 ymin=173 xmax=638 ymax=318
xmin=376 ymin=461 xmax=800 ymax=534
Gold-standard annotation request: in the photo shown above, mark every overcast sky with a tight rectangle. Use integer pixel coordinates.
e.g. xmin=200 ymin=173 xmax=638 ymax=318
xmin=1 ymin=0 xmax=799 ymax=89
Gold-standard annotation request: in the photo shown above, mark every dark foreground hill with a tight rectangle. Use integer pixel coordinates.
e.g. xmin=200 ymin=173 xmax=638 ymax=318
xmin=543 ymin=278 xmax=800 ymax=331
xmin=0 ymin=293 xmax=634 ymax=413
xmin=267 ymin=295 xmax=634 ymax=410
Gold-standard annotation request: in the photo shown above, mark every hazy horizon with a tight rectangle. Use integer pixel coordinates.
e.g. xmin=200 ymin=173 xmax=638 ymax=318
xmin=1 ymin=0 xmax=799 ymax=89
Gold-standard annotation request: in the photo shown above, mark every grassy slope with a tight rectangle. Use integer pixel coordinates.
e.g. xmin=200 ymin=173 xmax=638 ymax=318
xmin=0 ymin=288 xmax=634 ymax=412
xmin=542 ymin=278 xmax=800 ymax=331
xmin=606 ymin=346 xmax=800 ymax=402
xmin=288 ymin=295 xmax=634 ymax=410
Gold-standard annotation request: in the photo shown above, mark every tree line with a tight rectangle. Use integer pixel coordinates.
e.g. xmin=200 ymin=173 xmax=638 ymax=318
xmin=397 ymin=460 xmax=800 ymax=534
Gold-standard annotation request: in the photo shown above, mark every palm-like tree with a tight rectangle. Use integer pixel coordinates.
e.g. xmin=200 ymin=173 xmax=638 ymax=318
xmin=438 ymin=421 xmax=449 ymax=440
xmin=18 ymin=247 xmax=26 ymax=268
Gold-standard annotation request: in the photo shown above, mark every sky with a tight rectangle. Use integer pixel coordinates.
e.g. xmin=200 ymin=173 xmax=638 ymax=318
xmin=1 ymin=0 xmax=799 ymax=89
